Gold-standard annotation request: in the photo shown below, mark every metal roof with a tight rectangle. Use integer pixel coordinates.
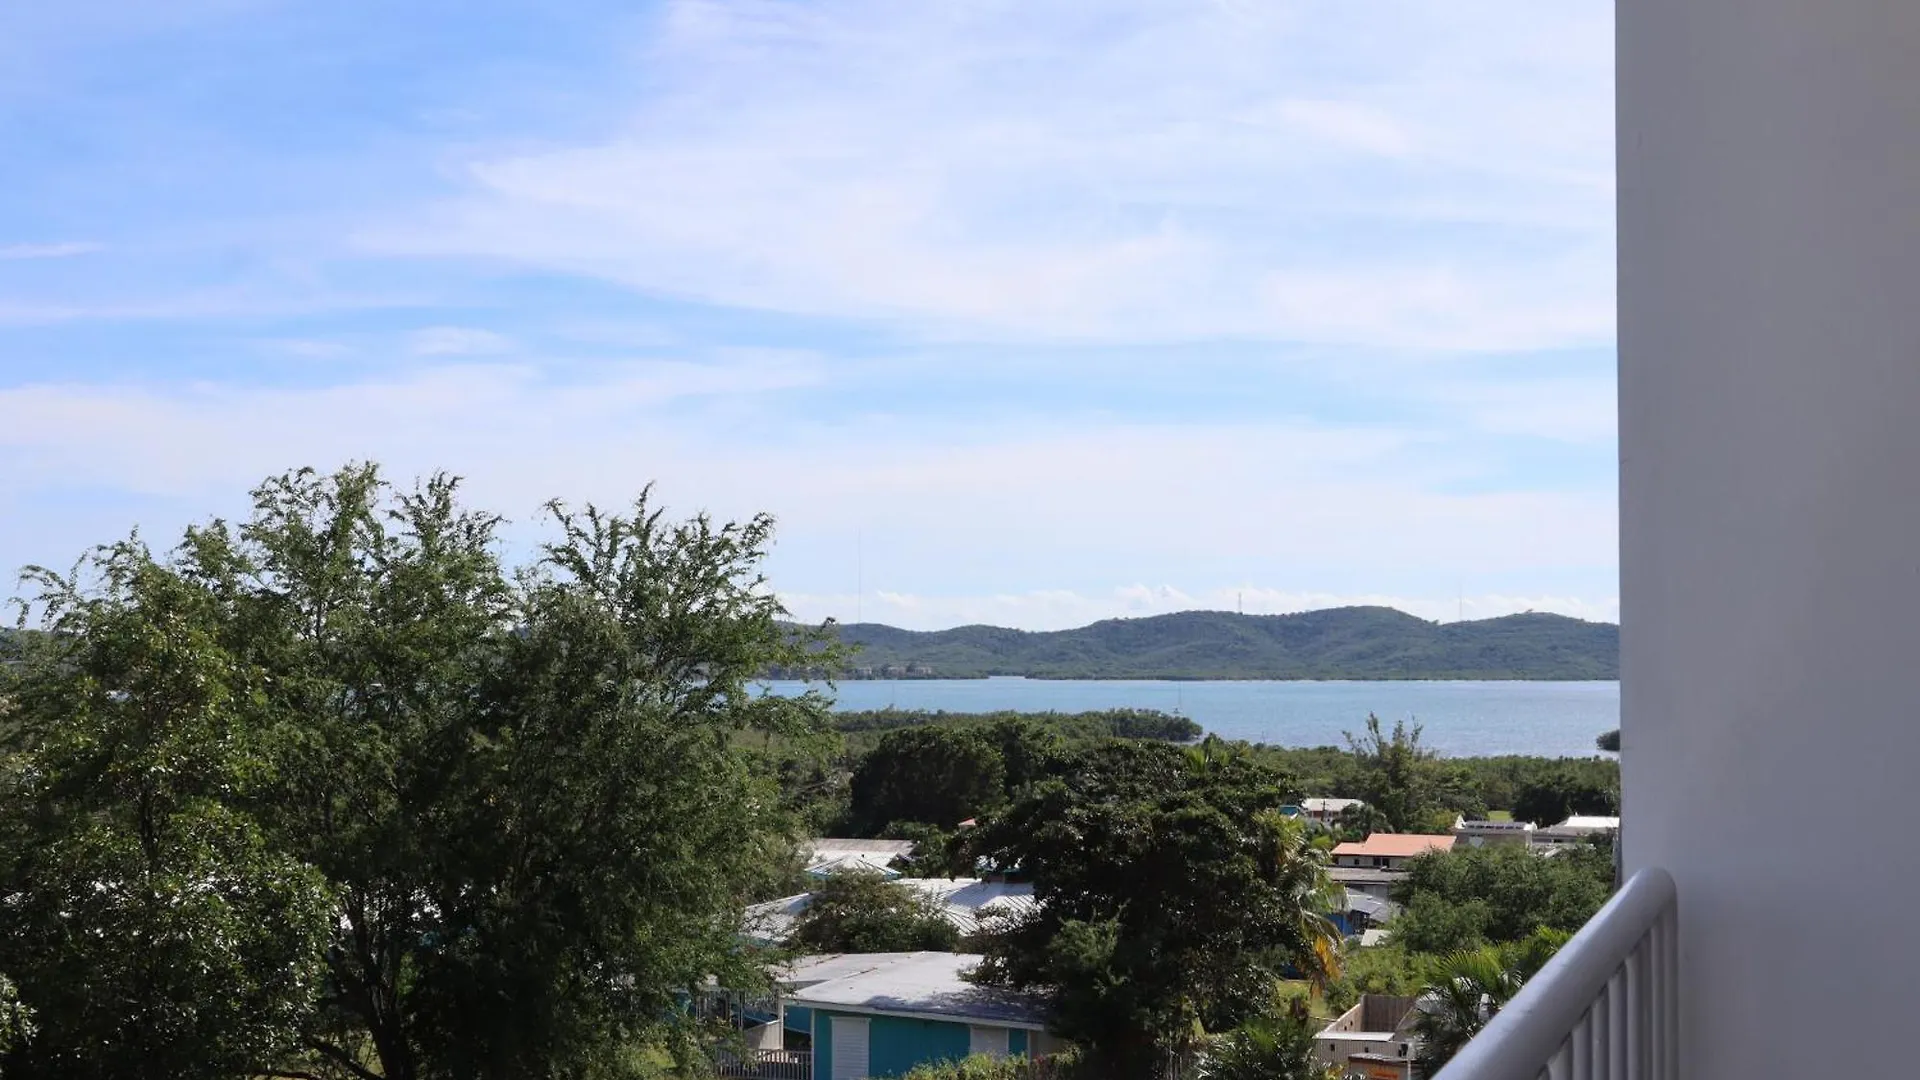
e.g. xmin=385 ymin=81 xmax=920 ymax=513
xmin=743 ymin=878 xmax=1037 ymax=943
xmin=784 ymin=952 xmax=1049 ymax=1028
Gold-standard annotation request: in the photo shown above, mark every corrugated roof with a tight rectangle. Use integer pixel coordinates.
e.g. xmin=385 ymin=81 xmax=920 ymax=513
xmin=742 ymin=878 xmax=1037 ymax=943
xmin=1332 ymin=834 xmax=1456 ymax=858
xmin=784 ymin=952 xmax=1049 ymax=1027
xmin=807 ymin=839 xmax=918 ymax=859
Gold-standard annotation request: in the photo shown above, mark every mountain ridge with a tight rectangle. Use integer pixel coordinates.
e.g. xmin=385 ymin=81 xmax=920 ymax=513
xmin=781 ymin=605 xmax=1617 ymax=680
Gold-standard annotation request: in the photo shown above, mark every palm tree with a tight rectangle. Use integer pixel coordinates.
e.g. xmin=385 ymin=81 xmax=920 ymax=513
xmin=1412 ymin=947 xmax=1518 ymax=1074
xmin=1252 ymin=810 xmax=1347 ymax=985
xmin=1413 ymin=928 xmax=1572 ymax=1074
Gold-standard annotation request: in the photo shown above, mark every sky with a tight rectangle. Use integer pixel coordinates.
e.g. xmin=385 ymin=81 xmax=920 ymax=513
xmin=0 ymin=0 xmax=1617 ymax=632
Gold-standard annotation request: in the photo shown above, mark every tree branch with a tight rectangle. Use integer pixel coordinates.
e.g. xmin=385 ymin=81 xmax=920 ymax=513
xmin=307 ymin=1040 xmax=385 ymax=1080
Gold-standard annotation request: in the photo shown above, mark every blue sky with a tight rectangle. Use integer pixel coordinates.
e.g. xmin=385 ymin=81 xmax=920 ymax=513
xmin=0 ymin=0 xmax=1617 ymax=631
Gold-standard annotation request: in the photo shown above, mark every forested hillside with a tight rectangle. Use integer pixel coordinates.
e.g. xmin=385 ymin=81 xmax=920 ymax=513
xmin=785 ymin=606 xmax=1618 ymax=680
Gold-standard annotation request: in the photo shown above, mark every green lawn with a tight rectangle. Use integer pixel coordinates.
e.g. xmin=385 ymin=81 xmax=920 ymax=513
xmin=1487 ymin=809 xmax=1513 ymax=822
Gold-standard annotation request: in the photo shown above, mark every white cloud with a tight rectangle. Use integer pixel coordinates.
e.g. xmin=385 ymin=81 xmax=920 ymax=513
xmin=778 ymin=586 xmax=1619 ymax=632
xmin=0 ymin=241 xmax=104 ymax=260
xmin=409 ymin=326 xmax=513 ymax=356
xmin=361 ymin=0 xmax=1614 ymax=350
xmin=0 ymin=362 xmax=1615 ymax=628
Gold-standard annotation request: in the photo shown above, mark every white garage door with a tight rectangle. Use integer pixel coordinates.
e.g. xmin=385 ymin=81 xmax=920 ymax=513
xmin=969 ymin=1025 xmax=1010 ymax=1059
xmin=831 ymin=1016 xmax=870 ymax=1080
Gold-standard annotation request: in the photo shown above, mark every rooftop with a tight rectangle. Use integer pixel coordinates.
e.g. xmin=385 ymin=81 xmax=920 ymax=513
xmin=1303 ymin=797 xmax=1366 ymax=813
xmin=743 ymin=878 xmax=1037 ymax=943
xmin=1552 ymin=815 xmax=1621 ymax=831
xmin=783 ymin=952 xmax=1049 ymax=1029
xmin=1333 ymin=834 xmax=1457 ymax=859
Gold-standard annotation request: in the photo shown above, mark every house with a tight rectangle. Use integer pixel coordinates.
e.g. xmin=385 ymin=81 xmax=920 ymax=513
xmin=1331 ymin=834 xmax=1455 ymax=870
xmin=1531 ymin=815 xmax=1619 ymax=848
xmin=1451 ymin=817 xmax=1537 ymax=848
xmin=1298 ymin=797 xmax=1366 ymax=826
xmin=744 ymin=878 xmax=1037 ymax=945
xmin=785 ymin=952 xmax=1061 ymax=1079
xmin=1315 ymin=994 xmax=1421 ymax=1080
xmin=1326 ymin=865 xmax=1409 ymax=900
xmin=803 ymin=839 xmax=917 ymax=879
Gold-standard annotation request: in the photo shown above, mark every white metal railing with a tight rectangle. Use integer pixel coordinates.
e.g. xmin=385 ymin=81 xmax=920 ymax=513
xmin=715 ymin=1047 xmax=812 ymax=1080
xmin=1437 ymin=867 xmax=1678 ymax=1080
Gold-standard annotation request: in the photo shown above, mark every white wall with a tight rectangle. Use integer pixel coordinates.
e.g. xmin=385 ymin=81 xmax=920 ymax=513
xmin=1619 ymin=3 xmax=1920 ymax=1078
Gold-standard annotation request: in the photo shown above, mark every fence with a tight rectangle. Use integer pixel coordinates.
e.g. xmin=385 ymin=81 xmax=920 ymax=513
xmin=715 ymin=1047 xmax=812 ymax=1080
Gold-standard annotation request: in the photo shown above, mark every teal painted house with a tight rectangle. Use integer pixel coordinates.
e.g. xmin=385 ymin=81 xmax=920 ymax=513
xmin=783 ymin=953 xmax=1055 ymax=1080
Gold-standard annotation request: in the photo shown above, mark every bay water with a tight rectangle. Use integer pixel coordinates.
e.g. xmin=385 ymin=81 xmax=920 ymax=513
xmin=761 ymin=678 xmax=1619 ymax=759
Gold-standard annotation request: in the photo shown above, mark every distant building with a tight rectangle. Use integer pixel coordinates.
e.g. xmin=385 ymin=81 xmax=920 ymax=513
xmin=1328 ymin=865 xmax=1407 ymax=900
xmin=1332 ymin=834 xmax=1456 ymax=870
xmin=1534 ymin=815 xmax=1620 ymax=847
xmin=1290 ymin=795 xmax=1367 ymax=826
xmin=1452 ymin=817 xmax=1537 ymax=848
xmin=1317 ymin=994 xmax=1422 ymax=1080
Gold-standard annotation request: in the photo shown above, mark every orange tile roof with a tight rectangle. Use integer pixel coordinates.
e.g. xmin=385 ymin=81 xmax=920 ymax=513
xmin=1332 ymin=834 xmax=1457 ymax=858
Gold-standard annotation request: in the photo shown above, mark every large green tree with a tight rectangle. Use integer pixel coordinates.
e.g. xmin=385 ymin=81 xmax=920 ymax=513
xmin=1390 ymin=843 xmax=1612 ymax=955
xmin=967 ymin=739 xmax=1341 ymax=1080
xmin=1343 ymin=715 xmax=1485 ymax=832
xmin=789 ymin=872 xmax=960 ymax=954
xmin=0 ymin=539 xmax=335 ymax=1080
xmin=848 ymin=726 xmax=1006 ymax=833
xmin=2 ymin=465 xmax=836 ymax=1080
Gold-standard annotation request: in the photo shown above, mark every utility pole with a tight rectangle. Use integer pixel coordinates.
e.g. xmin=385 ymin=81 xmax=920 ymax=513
xmin=857 ymin=530 xmax=863 ymax=625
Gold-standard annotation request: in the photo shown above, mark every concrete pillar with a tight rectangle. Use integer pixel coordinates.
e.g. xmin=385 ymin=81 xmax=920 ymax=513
xmin=1620 ymin=2 xmax=1920 ymax=1077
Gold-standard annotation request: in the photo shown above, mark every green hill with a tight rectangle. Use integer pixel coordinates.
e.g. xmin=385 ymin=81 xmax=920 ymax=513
xmin=782 ymin=606 xmax=1617 ymax=680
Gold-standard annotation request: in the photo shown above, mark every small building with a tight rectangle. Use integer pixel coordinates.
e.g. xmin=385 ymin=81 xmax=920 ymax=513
xmin=787 ymin=952 xmax=1061 ymax=1079
xmin=1316 ymin=994 xmax=1422 ymax=1080
xmin=1332 ymin=834 xmax=1456 ymax=870
xmin=1533 ymin=815 xmax=1620 ymax=847
xmin=1290 ymin=791 xmax=1367 ymax=822
xmin=1451 ymin=817 xmax=1537 ymax=848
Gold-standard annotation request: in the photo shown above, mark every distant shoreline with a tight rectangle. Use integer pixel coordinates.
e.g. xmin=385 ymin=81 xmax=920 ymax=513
xmin=805 ymin=674 xmax=1621 ymax=683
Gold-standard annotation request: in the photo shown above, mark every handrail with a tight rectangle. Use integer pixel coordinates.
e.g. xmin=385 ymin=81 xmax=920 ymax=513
xmin=1437 ymin=866 xmax=1678 ymax=1080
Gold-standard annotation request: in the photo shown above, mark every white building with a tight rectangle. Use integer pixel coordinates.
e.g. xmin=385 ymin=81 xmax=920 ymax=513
xmin=1452 ymin=817 xmax=1538 ymax=848
xmin=1316 ymin=994 xmax=1421 ymax=1080
xmin=1532 ymin=815 xmax=1620 ymax=848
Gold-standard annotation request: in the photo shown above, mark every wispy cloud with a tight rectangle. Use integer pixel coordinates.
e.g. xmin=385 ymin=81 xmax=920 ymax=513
xmin=362 ymin=0 xmax=1614 ymax=350
xmin=409 ymin=326 xmax=514 ymax=356
xmin=0 ymin=241 xmax=104 ymax=260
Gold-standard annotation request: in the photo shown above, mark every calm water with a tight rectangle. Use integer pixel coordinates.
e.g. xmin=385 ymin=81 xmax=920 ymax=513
xmin=761 ymin=678 xmax=1619 ymax=759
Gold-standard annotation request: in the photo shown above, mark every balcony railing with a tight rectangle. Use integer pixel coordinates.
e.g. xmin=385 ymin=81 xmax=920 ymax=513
xmin=1437 ymin=867 xmax=1678 ymax=1080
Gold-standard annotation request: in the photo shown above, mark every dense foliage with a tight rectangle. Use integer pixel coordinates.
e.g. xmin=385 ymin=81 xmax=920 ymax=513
xmin=967 ymin=740 xmax=1341 ymax=1080
xmin=1198 ymin=995 xmax=1330 ymax=1080
xmin=809 ymin=607 xmax=1617 ymax=679
xmin=1245 ymin=738 xmax=1617 ymax=826
xmin=1389 ymin=844 xmax=1614 ymax=955
xmin=0 ymin=465 xmax=836 ymax=1080
xmin=789 ymin=872 xmax=962 ymax=954
xmin=834 ymin=707 xmax=1201 ymax=743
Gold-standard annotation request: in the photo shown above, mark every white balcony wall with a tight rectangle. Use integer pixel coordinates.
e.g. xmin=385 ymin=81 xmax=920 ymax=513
xmin=1619 ymin=2 xmax=1920 ymax=1079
